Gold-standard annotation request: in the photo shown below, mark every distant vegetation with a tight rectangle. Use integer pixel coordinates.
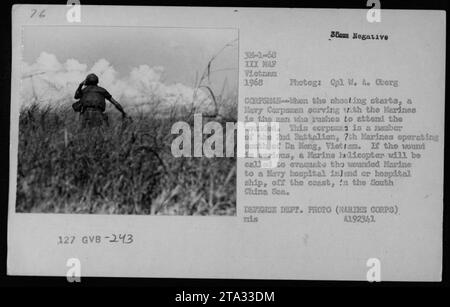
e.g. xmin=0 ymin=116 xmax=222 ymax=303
xmin=16 ymin=95 xmax=237 ymax=215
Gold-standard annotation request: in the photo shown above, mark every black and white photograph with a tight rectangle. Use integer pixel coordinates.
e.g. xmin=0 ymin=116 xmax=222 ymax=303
xmin=16 ymin=25 xmax=238 ymax=215
xmin=2 ymin=2 xmax=448 ymax=292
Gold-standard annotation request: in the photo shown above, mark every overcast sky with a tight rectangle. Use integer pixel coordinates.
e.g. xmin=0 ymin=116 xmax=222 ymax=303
xmin=21 ymin=26 xmax=238 ymax=108
xmin=23 ymin=25 xmax=238 ymax=88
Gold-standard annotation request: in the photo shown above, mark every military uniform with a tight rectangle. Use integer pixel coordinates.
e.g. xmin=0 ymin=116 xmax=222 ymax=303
xmin=75 ymin=85 xmax=112 ymax=128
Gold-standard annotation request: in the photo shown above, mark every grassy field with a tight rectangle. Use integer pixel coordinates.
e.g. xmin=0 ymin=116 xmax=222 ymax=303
xmin=16 ymin=102 xmax=237 ymax=215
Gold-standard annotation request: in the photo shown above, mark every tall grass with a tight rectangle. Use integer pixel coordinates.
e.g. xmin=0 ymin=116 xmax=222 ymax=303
xmin=16 ymin=101 xmax=237 ymax=215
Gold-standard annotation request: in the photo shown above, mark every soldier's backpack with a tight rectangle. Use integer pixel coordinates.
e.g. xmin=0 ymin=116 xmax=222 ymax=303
xmin=72 ymin=100 xmax=83 ymax=112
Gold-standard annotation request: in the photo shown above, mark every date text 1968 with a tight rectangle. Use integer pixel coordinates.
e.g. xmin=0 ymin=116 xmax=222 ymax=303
xmin=57 ymin=234 xmax=134 ymax=245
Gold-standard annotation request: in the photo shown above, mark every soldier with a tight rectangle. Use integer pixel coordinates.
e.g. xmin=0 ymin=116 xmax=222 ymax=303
xmin=74 ymin=73 xmax=127 ymax=128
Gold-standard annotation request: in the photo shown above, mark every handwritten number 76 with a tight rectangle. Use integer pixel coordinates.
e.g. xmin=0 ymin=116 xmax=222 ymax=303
xmin=30 ymin=9 xmax=46 ymax=18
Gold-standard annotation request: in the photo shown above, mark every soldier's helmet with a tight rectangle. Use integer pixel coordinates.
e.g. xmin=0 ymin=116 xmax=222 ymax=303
xmin=85 ymin=73 xmax=99 ymax=85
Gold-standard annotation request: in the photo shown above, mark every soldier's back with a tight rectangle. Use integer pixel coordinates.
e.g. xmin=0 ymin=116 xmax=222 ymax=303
xmin=80 ymin=85 xmax=112 ymax=111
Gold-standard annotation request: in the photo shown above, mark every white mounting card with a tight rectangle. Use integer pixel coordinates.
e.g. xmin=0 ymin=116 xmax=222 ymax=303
xmin=8 ymin=5 xmax=445 ymax=281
